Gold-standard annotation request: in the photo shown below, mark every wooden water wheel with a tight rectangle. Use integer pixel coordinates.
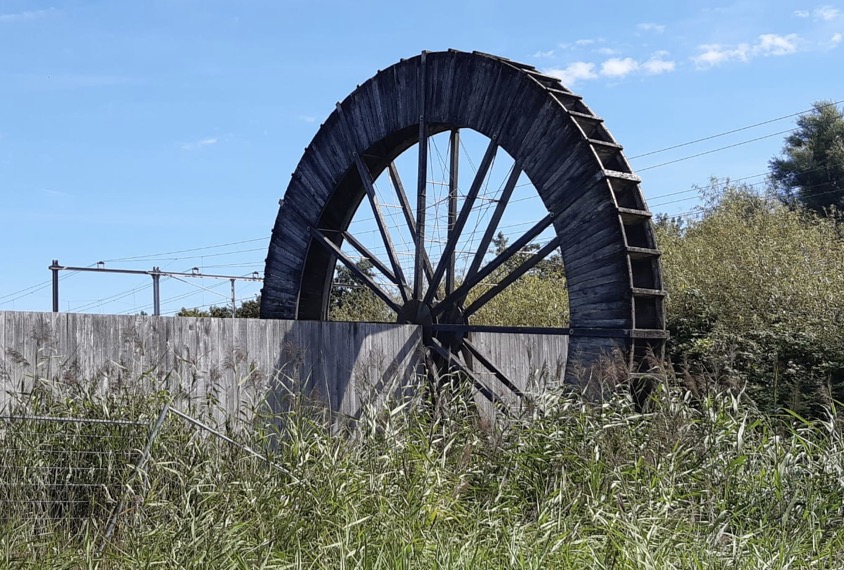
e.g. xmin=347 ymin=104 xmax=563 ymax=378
xmin=261 ymin=50 xmax=666 ymax=405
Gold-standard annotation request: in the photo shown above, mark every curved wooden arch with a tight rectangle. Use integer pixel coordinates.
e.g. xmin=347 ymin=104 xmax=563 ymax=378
xmin=261 ymin=50 xmax=666 ymax=384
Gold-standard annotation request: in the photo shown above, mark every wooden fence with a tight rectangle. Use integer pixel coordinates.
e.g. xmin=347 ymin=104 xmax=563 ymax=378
xmin=0 ymin=311 xmax=568 ymax=424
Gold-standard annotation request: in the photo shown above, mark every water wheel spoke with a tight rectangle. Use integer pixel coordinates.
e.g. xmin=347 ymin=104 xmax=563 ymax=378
xmin=432 ymin=214 xmax=554 ymax=318
xmin=428 ymin=339 xmax=504 ymax=406
xmin=461 ymin=339 xmax=524 ymax=398
xmin=465 ymin=164 xmax=522 ymax=282
xmin=341 ymin=231 xmax=398 ymax=285
xmin=463 ymin=236 xmax=562 ymax=318
xmin=445 ymin=129 xmax=459 ymax=295
xmin=353 ymin=154 xmax=411 ymax=302
xmin=414 ymin=81 xmax=429 ymax=300
xmin=424 ymin=138 xmax=498 ymax=305
xmin=388 ymin=162 xmax=435 ymax=284
xmin=308 ymin=228 xmax=402 ymax=314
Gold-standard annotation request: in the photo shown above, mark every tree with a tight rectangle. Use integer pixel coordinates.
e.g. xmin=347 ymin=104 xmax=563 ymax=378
xmin=177 ymin=295 xmax=261 ymax=318
xmin=770 ymin=100 xmax=844 ymax=215
xmin=469 ymin=232 xmax=569 ymax=327
xmin=328 ymin=260 xmax=393 ymax=322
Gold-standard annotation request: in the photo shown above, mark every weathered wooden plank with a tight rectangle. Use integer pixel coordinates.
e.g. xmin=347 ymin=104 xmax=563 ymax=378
xmin=468 ymin=331 xmax=568 ymax=416
xmin=563 ymin=240 xmax=627 ymax=275
xmin=566 ymin=265 xmax=630 ymax=294
xmin=0 ymin=311 xmax=577 ymax=424
xmin=0 ymin=310 xmax=6 ymax=412
xmin=425 ymin=52 xmax=458 ymax=124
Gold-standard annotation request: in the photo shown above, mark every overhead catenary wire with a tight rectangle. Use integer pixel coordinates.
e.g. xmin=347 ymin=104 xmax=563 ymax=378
xmin=636 ymin=128 xmax=796 ymax=172
xmin=628 ymin=99 xmax=844 ymax=160
xmin=0 ymin=266 xmax=91 ymax=307
xmin=118 ymin=271 xmax=263 ymax=316
xmin=648 ymin=158 xmax=844 ymax=208
xmin=101 ymin=237 xmax=268 ymax=263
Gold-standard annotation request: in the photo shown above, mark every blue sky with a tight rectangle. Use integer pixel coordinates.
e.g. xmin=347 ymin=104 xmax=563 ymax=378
xmin=1 ymin=0 xmax=841 ymax=315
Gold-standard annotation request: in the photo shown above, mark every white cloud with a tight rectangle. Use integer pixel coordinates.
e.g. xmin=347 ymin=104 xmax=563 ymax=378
xmin=693 ymin=34 xmax=799 ymax=67
xmin=600 ymin=57 xmax=639 ymax=78
xmin=815 ymin=5 xmax=840 ymax=20
xmin=532 ymin=49 xmax=555 ymax=58
xmin=692 ymin=43 xmax=750 ymax=67
xmin=545 ymin=52 xmax=677 ymax=85
xmin=575 ymin=39 xmax=596 ymax=46
xmin=595 ymin=47 xmax=618 ymax=56
xmin=637 ymin=22 xmax=666 ymax=33
xmin=833 ymin=32 xmax=843 ymax=44
xmin=544 ymin=62 xmax=598 ymax=85
xmin=642 ymin=56 xmax=676 ymax=74
xmin=793 ymin=6 xmax=838 ymax=19
xmin=756 ymin=33 xmax=799 ymax=55
xmin=297 ymin=115 xmax=317 ymax=123
xmin=181 ymin=137 xmax=218 ymax=151
xmin=0 ymin=8 xmax=56 ymax=23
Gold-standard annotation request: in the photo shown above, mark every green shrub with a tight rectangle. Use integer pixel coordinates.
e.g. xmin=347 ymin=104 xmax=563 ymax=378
xmin=657 ymin=180 xmax=844 ymax=415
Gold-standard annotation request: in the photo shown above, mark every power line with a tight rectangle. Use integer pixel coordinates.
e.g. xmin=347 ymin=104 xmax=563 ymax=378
xmin=101 ymin=237 xmax=268 ymax=263
xmin=636 ymin=128 xmax=795 ymax=172
xmin=628 ymin=99 xmax=844 ymax=160
xmin=0 ymin=266 xmax=91 ymax=307
xmin=69 ymin=280 xmax=152 ymax=313
xmin=648 ymin=158 xmax=844 ymax=208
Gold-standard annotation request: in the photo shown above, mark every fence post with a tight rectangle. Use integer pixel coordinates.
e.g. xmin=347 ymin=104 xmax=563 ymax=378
xmin=100 ymin=403 xmax=170 ymax=551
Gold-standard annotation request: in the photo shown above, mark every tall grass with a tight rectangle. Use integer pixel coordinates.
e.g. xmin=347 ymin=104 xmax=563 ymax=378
xmin=2 ymin=373 xmax=843 ymax=569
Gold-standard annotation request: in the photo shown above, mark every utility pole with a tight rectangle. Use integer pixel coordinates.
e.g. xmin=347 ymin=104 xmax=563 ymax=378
xmin=152 ymin=267 xmax=161 ymax=316
xmin=230 ymin=278 xmax=236 ymax=318
xmin=48 ymin=260 xmax=262 ymax=316
xmin=50 ymin=260 xmax=60 ymax=313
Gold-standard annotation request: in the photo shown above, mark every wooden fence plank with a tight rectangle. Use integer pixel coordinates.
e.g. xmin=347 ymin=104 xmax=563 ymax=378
xmin=0 ymin=311 xmax=569 ymax=426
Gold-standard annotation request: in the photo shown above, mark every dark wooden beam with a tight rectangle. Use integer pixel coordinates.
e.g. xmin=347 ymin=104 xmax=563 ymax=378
xmin=308 ymin=227 xmax=401 ymax=313
xmin=388 ymin=162 xmax=435 ymax=284
xmin=353 ymin=153 xmax=411 ymax=303
xmin=446 ymin=129 xmax=459 ymax=295
xmin=463 ymin=236 xmax=561 ymax=318
xmin=462 ymin=339 xmax=524 ymax=397
xmin=414 ymin=52 xmax=428 ymax=300
xmin=341 ymin=231 xmax=397 ymax=284
xmin=432 ymin=213 xmax=554 ymax=318
xmin=424 ymin=138 xmax=498 ymax=305
xmin=465 ymin=164 xmax=522 ymax=283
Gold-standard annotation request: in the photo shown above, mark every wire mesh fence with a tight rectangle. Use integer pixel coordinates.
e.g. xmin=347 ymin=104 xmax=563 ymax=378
xmin=0 ymin=414 xmax=148 ymax=536
xmin=0 ymin=404 xmax=279 ymax=545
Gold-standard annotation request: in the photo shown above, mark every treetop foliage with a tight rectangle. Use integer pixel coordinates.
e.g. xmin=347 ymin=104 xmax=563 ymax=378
xmin=770 ymin=100 xmax=844 ymax=215
xmin=177 ymin=296 xmax=261 ymax=319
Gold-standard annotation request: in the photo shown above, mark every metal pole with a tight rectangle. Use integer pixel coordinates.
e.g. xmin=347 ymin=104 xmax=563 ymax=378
xmin=50 ymin=260 xmax=60 ymax=312
xmin=101 ymin=403 xmax=170 ymax=551
xmin=230 ymin=278 xmax=236 ymax=318
xmin=152 ymin=267 xmax=161 ymax=316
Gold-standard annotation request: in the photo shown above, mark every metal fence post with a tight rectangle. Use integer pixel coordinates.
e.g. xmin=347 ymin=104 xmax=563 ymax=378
xmin=101 ymin=403 xmax=170 ymax=550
